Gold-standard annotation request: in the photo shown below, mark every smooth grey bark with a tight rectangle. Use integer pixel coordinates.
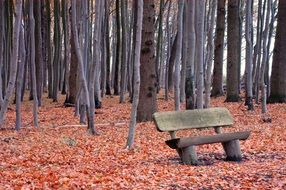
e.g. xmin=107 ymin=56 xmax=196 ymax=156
xmin=211 ymin=0 xmax=225 ymax=97
xmin=89 ymin=0 xmax=103 ymax=128
xmin=204 ymin=0 xmax=217 ymax=108
xmin=114 ymin=0 xmax=121 ymax=95
xmin=45 ymin=0 xmax=53 ymax=99
xmin=260 ymin=0 xmax=271 ymax=113
xmin=180 ymin=4 xmax=187 ymax=103
xmin=0 ymin=0 xmax=22 ymax=127
xmin=34 ymin=0 xmax=43 ymax=106
xmin=105 ymin=0 xmax=111 ymax=96
xmin=167 ymin=33 xmax=178 ymax=92
xmin=126 ymin=0 xmax=143 ymax=149
xmin=155 ymin=0 xmax=165 ymax=92
xmin=174 ymin=1 xmax=184 ymax=111
xmin=195 ymin=0 xmax=206 ymax=109
xmin=245 ymin=0 xmax=254 ymax=111
xmin=185 ymin=0 xmax=196 ymax=110
xmin=52 ymin=0 xmax=60 ymax=102
xmin=28 ymin=0 xmax=39 ymax=127
xmin=119 ymin=0 xmax=128 ymax=103
xmin=226 ymin=0 xmax=240 ymax=102
xmin=71 ymin=0 xmax=98 ymax=135
xmin=164 ymin=0 xmax=172 ymax=100
xmin=16 ymin=26 xmax=25 ymax=130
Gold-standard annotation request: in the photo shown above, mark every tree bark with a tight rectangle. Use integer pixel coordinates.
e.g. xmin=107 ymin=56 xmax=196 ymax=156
xmin=195 ymin=0 xmax=206 ymax=109
xmin=211 ymin=0 xmax=225 ymax=97
xmin=268 ymin=0 xmax=286 ymax=103
xmin=137 ymin=0 xmax=157 ymax=122
xmin=126 ymin=0 xmax=143 ymax=149
xmin=225 ymin=0 xmax=240 ymax=102
xmin=174 ymin=1 xmax=184 ymax=111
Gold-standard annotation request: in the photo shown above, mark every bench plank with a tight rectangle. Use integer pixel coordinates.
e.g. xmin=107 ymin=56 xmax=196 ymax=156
xmin=153 ymin=107 xmax=234 ymax=132
xmin=166 ymin=131 xmax=250 ymax=149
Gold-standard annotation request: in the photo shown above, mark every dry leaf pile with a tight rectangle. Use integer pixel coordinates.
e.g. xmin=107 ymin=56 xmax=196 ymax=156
xmin=0 ymin=94 xmax=285 ymax=189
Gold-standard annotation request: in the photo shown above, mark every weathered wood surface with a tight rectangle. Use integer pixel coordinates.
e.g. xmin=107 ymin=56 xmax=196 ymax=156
xmin=153 ymin=107 xmax=234 ymax=132
xmin=181 ymin=146 xmax=198 ymax=165
xmin=224 ymin=139 xmax=242 ymax=161
xmin=165 ymin=131 xmax=250 ymax=149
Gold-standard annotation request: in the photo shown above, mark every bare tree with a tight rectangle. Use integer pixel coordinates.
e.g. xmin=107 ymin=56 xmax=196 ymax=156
xmin=174 ymin=0 xmax=184 ymax=111
xmin=195 ymin=0 xmax=206 ymax=109
xmin=137 ymin=0 xmax=157 ymax=122
xmin=0 ymin=0 xmax=23 ymax=127
xmin=126 ymin=0 xmax=143 ymax=149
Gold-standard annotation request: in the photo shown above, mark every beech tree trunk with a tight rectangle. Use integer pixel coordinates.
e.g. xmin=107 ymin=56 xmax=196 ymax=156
xmin=245 ymin=0 xmax=254 ymax=110
xmin=211 ymin=0 xmax=225 ymax=97
xmin=126 ymin=0 xmax=143 ymax=149
xmin=185 ymin=0 xmax=196 ymax=110
xmin=174 ymin=1 xmax=184 ymax=111
xmin=226 ymin=0 xmax=240 ymax=102
xmin=195 ymin=0 xmax=206 ymax=109
xmin=268 ymin=0 xmax=286 ymax=103
xmin=137 ymin=0 xmax=157 ymax=122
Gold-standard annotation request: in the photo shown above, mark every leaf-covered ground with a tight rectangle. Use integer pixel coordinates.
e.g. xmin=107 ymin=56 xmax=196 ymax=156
xmin=0 ymin=94 xmax=285 ymax=189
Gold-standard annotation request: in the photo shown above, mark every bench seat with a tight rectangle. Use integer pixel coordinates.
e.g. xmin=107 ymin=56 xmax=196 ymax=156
xmin=166 ymin=131 xmax=250 ymax=149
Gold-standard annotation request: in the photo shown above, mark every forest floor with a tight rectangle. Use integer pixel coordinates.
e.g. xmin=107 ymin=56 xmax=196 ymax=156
xmin=0 ymin=93 xmax=285 ymax=189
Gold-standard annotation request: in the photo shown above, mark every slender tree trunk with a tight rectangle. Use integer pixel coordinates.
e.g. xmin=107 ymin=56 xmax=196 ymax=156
xmin=204 ymin=0 xmax=217 ymax=108
xmin=16 ymin=26 xmax=25 ymax=130
xmin=119 ymin=0 xmax=128 ymax=103
xmin=52 ymin=0 xmax=61 ymax=102
xmin=45 ymin=0 xmax=53 ymax=99
xmin=167 ymin=33 xmax=178 ymax=92
xmin=164 ymin=0 xmax=172 ymax=100
xmin=28 ymin=0 xmax=39 ymax=127
xmin=114 ymin=0 xmax=121 ymax=95
xmin=185 ymin=0 xmax=196 ymax=110
xmin=195 ymin=0 xmax=206 ymax=109
xmin=174 ymin=1 xmax=184 ymax=111
xmin=155 ymin=0 xmax=165 ymax=93
xmin=34 ymin=0 xmax=43 ymax=106
xmin=211 ymin=0 xmax=225 ymax=97
xmin=126 ymin=0 xmax=143 ymax=149
xmin=245 ymin=0 xmax=254 ymax=110
xmin=105 ymin=0 xmax=111 ymax=96
xmin=260 ymin=0 xmax=271 ymax=113
xmin=71 ymin=0 xmax=98 ymax=135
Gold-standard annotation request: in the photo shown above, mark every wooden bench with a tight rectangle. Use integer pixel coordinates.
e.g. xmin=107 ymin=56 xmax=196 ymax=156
xmin=153 ymin=107 xmax=250 ymax=165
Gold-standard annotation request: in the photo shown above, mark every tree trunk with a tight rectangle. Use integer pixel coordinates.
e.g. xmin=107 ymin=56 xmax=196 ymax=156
xmin=195 ymin=0 xmax=206 ymax=109
xmin=185 ymin=0 xmax=196 ymax=110
xmin=119 ymin=0 xmax=128 ymax=103
xmin=245 ymin=0 xmax=254 ymax=110
xmin=71 ymin=0 xmax=98 ymax=135
xmin=34 ymin=0 xmax=43 ymax=106
xmin=204 ymin=0 xmax=217 ymax=108
xmin=126 ymin=0 xmax=143 ymax=149
xmin=174 ymin=1 xmax=184 ymax=111
xmin=268 ymin=0 xmax=286 ymax=103
xmin=225 ymin=0 xmax=240 ymax=102
xmin=105 ymin=0 xmax=111 ymax=96
xmin=137 ymin=0 xmax=157 ymax=122
xmin=114 ymin=0 xmax=121 ymax=95
xmin=211 ymin=0 xmax=225 ymax=97
xmin=52 ymin=0 xmax=61 ymax=102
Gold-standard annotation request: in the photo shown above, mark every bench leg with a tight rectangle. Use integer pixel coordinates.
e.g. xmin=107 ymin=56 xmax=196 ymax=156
xmin=223 ymin=140 xmax=242 ymax=161
xmin=181 ymin=146 xmax=198 ymax=165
